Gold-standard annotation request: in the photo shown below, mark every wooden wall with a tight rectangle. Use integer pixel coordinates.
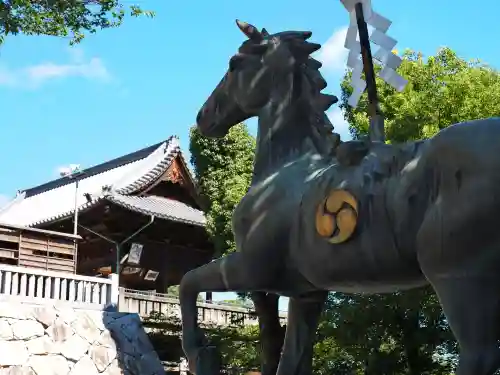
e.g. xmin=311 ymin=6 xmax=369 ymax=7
xmin=0 ymin=224 xmax=77 ymax=273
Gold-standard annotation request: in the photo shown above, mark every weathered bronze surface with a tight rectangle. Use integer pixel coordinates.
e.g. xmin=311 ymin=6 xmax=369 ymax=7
xmin=180 ymin=20 xmax=500 ymax=375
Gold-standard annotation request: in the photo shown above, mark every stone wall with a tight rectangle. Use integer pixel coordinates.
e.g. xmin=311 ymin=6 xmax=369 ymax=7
xmin=0 ymin=302 xmax=165 ymax=375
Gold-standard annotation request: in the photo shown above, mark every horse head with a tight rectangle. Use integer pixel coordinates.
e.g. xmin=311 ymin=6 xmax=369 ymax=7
xmin=195 ymin=20 xmax=339 ymax=143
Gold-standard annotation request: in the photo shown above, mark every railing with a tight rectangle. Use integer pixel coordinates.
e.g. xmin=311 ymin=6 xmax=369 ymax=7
xmin=0 ymin=263 xmax=288 ymax=323
xmin=0 ymin=263 xmax=118 ymax=309
xmin=119 ymin=288 xmax=287 ymax=326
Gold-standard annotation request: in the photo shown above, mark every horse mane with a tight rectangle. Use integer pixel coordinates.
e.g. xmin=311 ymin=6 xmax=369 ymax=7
xmin=298 ymin=40 xmax=343 ymax=153
xmin=247 ymin=30 xmax=343 ymax=154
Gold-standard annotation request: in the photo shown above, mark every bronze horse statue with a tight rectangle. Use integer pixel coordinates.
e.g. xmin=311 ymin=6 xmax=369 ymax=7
xmin=180 ymin=20 xmax=500 ymax=375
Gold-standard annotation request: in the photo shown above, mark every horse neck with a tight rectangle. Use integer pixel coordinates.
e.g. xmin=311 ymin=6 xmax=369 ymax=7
xmin=251 ymin=100 xmax=330 ymax=184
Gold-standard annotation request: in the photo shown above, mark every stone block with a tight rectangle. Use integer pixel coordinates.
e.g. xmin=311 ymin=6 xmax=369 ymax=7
xmin=60 ymin=334 xmax=90 ymax=362
xmin=89 ymin=344 xmax=117 ymax=372
xmin=69 ymin=355 xmax=99 ymax=375
xmin=11 ymin=320 xmax=45 ymax=340
xmin=97 ymin=330 xmax=117 ymax=350
xmin=46 ymin=318 xmax=74 ymax=343
xmin=0 ymin=340 xmax=29 ymax=366
xmin=28 ymin=355 xmax=70 ymax=375
xmin=26 ymin=336 xmax=56 ymax=355
xmin=54 ymin=307 xmax=77 ymax=325
xmin=30 ymin=306 xmax=57 ymax=328
xmin=5 ymin=367 xmax=35 ymax=375
xmin=84 ymin=311 xmax=106 ymax=331
xmin=0 ymin=304 xmax=163 ymax=375
xmin=71 ymin=313 xmax=101 ymax=344
xmin=101 ymin=359 xmax=124 ymax=375
xmin=0 ymin=303 xmax=29 ymax=320
xmin=0 ymin=319 xmax=13 ymax=340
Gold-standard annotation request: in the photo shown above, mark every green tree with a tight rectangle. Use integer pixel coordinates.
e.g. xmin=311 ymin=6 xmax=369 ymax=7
xmin=144 ymin=311 xmax=261 ymax=372
xmin=0 ymin=0 xmax=154 ymax=45
xmin=340 ymin=47 xmax=500 ymax=142
xmin=189 ymin=123 xmax=256 ymax=257
xmin=322 ymin=290 xmax=456 ymax=375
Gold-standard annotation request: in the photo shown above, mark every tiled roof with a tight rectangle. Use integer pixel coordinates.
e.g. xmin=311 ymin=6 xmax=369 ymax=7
xmin=0 ymin=137 xmax=204 ymax=227
xmin=106 ymin=194 xmax=205 ymax=226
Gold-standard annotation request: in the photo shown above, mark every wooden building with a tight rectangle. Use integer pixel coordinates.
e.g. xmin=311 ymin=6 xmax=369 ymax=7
xmin=0 ymin=222 xmax=80 ymax=273
xmin=0 ymin=136 xmax=214 ymax=292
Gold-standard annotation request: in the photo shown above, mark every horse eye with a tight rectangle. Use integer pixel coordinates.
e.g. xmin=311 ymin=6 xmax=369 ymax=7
xmin=229 ymin=55 xmax=245 ymax=72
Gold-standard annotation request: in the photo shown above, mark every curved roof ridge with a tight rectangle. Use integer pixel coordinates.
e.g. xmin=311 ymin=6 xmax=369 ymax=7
xmin=115 ymin=137 xmax=180 ymax=195
xmin=0 ymin=136 xmax=181 ymax=227
xmin=22 ymin=139 xmax=171 ymax=199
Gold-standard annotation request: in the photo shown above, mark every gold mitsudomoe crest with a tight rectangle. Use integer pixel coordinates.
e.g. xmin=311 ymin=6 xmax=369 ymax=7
xmin=315 ymin=189 xmax=359 ymax=244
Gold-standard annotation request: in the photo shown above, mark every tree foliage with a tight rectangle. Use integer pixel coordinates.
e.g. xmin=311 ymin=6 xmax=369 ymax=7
xmin=189 ymin=124 xmax=255 ymax=257
xmin=340 ymin=47 xmax=500 ymax=142
xmin=0 ymin=0 xmax=154 ymax=45
xmin=144 ymin=311 xmax=261 ymax=372
xmin=321 ymin=290 xmax=456 ymax=375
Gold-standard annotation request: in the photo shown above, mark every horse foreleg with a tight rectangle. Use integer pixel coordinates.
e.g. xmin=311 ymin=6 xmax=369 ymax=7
xmin=252 ymin=292 xmax=285 ymax=375
xmin=276 ymin=291 xmax=327 ymax=375
xmin=179 ymin=252 xmax=277 ymax=375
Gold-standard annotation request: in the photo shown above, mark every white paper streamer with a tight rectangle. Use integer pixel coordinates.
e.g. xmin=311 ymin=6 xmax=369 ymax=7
xmin=379 ymin=66 xmax=408 ymax=92
xmin=341 ymin=0 xmax=408 ymax=107
xmin=367 ymin=11 xmax=391 ymax=32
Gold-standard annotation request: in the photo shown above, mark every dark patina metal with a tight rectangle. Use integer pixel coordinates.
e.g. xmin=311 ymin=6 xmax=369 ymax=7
xmin=180 ymin=20 xmax=500 ymax=375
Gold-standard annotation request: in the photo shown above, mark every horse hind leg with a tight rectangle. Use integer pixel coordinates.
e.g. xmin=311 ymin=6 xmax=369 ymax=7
xmin=419 ymin=232 xmax=500 ymax=374
xmin=252 ymin=292 xmax=286 ymax=375
xmin=416 ymin=174 xmax=500 ymax=374
xmin=427 ymin=274 xmax=500 ymax=375
xmin=276 ymin=292 xmax=327 ymax=375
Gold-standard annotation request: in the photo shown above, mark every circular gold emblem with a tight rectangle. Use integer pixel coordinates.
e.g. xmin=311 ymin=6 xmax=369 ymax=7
xmin=315 ymin=189 xmax=359 ymax=244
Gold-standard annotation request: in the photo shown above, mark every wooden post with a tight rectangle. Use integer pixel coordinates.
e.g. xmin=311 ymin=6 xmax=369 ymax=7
xmin=354 ymin=2 xmax=385 ymax=142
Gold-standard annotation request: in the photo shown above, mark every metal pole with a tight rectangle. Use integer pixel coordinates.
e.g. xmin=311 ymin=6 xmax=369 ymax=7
xmin=73 ymin=180 xmax=79 ymax=236
xmin=354 ymin=2 xmax=385 ymax=142
xmin=117 ymin=215 xmax=155 ymax=274
xmin=78 ymin=215 xmax=155 ymax=294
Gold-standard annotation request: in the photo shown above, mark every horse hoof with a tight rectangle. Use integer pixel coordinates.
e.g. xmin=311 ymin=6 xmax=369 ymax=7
xmin=189 ymin=346 xmax=221 ymax=375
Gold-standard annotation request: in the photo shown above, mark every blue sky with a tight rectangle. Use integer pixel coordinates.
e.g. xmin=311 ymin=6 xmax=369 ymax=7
xmin=0 ymin=0 xmax=497 ymax=308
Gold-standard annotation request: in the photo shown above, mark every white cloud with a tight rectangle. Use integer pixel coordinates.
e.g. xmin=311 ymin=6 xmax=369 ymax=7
xmin=0 ymin=47 xmax=110 ymax=89
xmin=327 ymin=106 xmax=352 ymax=141
xmin=315 ymin=27 xmax=349 ymax=73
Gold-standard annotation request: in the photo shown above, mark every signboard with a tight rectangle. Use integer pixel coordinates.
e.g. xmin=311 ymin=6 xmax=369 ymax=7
xmin=144 ymin=270 xmax=159 ymax=281
xmin=128 ymin=242 xmax=144 ymax=265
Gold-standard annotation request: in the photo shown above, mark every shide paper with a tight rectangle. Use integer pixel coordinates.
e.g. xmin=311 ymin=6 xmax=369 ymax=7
xmin=340 ymin=0 xmax=408 ymax=107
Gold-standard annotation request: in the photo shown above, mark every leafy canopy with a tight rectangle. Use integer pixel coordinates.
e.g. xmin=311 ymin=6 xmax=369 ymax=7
xmin=0 ymin=0 xmax=154 ymax=45
xmin=189 ymin=123 xmax=255 ymax=257
xmin=340 ymin=47 xmax=500 ymax=142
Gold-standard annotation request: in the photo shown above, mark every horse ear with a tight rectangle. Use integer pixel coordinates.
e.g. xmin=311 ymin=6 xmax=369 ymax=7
xmin=235 ymin=19 xmax=263 ymax=41
xmin=261 ymin=28 xmax=269 ymax=37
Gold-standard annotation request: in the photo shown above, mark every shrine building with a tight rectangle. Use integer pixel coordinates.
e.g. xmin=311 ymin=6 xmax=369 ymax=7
xmin=0 ymin=136 xmax=214 ymax=294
